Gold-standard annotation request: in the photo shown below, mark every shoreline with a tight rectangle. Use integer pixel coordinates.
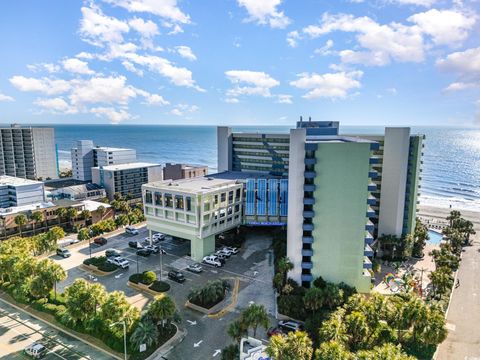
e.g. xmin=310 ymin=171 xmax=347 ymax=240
xmin=418 ymin=204 xmax=480 ymax=234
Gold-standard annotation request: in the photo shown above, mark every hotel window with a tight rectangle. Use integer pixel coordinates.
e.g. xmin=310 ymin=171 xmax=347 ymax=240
xmin=236 ymin=188 xmax=241 ymax=200
xmin=165 ymin=193 xmax=173 ymax=208
xmin=214 ymin=195 xmax=218 ymax=205
xmin=154 ymin=192 xmax=162 ymax=206
xmin=235 ymin=204 xmax=240 ymax=213
xmin=204 ymin=202 xmax=210 ymax=211
xmin=145 ymin=190 xmax=153 ymax=204
xmin=145 ymin=206 xmax=154 ymax=215
xmin=221 ymin=192 xmax=226 ymax=202
xmin=228 ymin=191 xmax=233 ymax=204
xmin=175 ymin=195 xmax=184 ymax=210
xmin=186 ymin=196 xmax=192 ymax=211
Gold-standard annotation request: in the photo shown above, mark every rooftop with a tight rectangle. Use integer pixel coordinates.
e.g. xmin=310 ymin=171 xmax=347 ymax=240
xmin=0 ymin=201 xmax=55 ymax=216
xmin=44 ymin=178 xmax=89 ymax=190
xmin=93 ymin=162 xmax=160 ymax=171
xmin=145 ymin=177 xmax=239 ymax=194
xmin=208 ymin=171 xmax=286 ymax=180
xmin=0 ymin=175 xmax=43 ymax=187
xmin=95 ymin=146 xmax=135 ymax=152
xmin=306 ymin=135 xmax=376 ymax=144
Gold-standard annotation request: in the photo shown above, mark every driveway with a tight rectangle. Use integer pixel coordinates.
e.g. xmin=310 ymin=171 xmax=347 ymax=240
xmin=0 ymin=301 xmax=114 ymax=360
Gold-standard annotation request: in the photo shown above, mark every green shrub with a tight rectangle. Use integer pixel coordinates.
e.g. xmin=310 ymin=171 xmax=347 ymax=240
xmin=149 ymin=281 xmax=170 ymax=293
xmin=141 ymin=271 xmax=157 ymax=285
xmin=188 ymin=279 xmax=229 ymax=308
xmin=129 ymin=273 xmax=142 ymax=284
xmin=97 ymin=262 xmax=118 ymax=272
xmin=278 ymin=294 xmax=306 ymax=321
xmin=1 ymin=281 xmax=11 ymax=290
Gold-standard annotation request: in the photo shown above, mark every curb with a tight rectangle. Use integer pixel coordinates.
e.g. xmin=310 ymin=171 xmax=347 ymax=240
xmin=0 ymin=294 xmax=122 ymax=360
xmin=81 ymin=263 xmax=119 ymax=276
xmin=208 ymin=277 xmax=240 ymax=319
xmin=146 ymin=325 xmax=187 ymax=360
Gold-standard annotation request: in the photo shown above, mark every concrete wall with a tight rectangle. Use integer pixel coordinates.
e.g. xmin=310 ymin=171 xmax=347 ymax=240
xmin=95 ymin=148 xmax=136 ymax=167
xmin=32 ymin=128 xmax=58 ymax=179
xmin=378 ymin=128 xmax=411 ymax=237
xmin=403 ymin=135 xmax=424 ymax=235
xmin=72 ymin=140 xmax=94 ymax=181
xmin=311 ymin=142 xmax=371 ymax=292
xmin=217 ymin=126 xmax=232 ymax=172
xmin=14 ymin=183 xmax=45 ymax=206
xmin=147 ymin=165 xmax=163 ymax=182
xmin=286 ymin=128 xmax=306 ymax=283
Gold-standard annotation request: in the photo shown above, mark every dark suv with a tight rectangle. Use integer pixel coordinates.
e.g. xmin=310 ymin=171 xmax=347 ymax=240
xmin=94 ymin=237 xmax=107 ymax=246
xmin=128 ymin=241 xmax=143 ymax=249
xmin=168 ymin=270 xmax=185 ymax=283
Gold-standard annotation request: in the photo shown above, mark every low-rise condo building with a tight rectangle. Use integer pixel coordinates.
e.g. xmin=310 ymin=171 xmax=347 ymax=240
xmin=163 ymin=163 xmax=208 ymax=181
xmin=0 ymin=175 xmax=45 ymax=208
xmin=143 ymin=177 xmax=243 ymax=261
xmin=92 ymin=162 xmax=163 ymax=200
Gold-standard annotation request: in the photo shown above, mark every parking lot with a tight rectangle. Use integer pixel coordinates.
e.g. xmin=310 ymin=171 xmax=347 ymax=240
xmin=51 ymin=225 xmax=277 ymax=359
xmin=0 ymin=301 xmax=113 ymax=360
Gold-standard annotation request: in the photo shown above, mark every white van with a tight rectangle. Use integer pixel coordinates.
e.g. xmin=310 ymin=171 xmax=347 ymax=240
xmin=125 ymin=226 xmax=139 ymax=235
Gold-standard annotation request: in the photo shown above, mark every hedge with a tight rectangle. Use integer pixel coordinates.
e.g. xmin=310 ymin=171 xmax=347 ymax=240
xmin=149 ymin=281 xmax=170 ymax=293
xmin=141 ymin=271 xmax=157 ymax=285
xmin=129 ymin=273 xmax=142 ymax=284
xmin=83 ymin=256 xmax=117 ymax=272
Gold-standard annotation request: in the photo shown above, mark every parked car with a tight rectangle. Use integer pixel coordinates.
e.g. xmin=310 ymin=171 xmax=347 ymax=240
xmin=107 ymin=256 xmax=129 ymax=269
xmin=202 ymin=255 xmax=222 ymax=267
xmin=56 ymin=248 xmax=71 ymax=258
xmin=224 ymin=246 xmax=239 ymax=255
xmin=94 ymin=237 xmax=107 ymax=246
xmin=128 ymin=241 xmax=143 ymax=249
xmin=186 ymin=264 xmax=203 ymax=273
xmin=278 ymin=320 xmax=304 ymax=333
xmin=213 ymin=252 xmax=227 ymax=264
xmin=136 ymin=248 xmax=152 ymax=257
xmin=168 ymin=270 xmax=185 ymax=283
xmin=125 ymin=226 xmax=139 ymax=235
xmin=24 ymin=343 xmax=47 ymax=358
xmin=267 ymin=327 xmax=284 ymax=337
xmin=152 ymin=232 xmax=166 ymax=241
xmin=216 ymin=248 xmax=232 ymax=257
xmin=105 ymin=248 xmax=121 ymax=257
xmin=144 ymin=244 xmax=159 ymax=254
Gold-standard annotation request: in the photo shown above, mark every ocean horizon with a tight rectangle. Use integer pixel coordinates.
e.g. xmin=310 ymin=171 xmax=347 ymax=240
xmin=43 ymin=123 xmax=480 ymax=212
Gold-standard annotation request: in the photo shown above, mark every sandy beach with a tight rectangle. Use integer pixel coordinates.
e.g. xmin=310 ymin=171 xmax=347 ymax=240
xmin=418 ymin=204 xmax=480 ymax=235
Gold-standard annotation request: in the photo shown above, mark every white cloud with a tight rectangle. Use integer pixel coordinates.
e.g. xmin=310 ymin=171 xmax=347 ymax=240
xmin=144 ymin=93 xmax=169 ymax=105
xmin=76 ymin=52 xmax=95 ymax=60
xmin=27 ymin=63 xmax=61 ymax=73
xmin=224 ymin=97 xmax=240 ymax=103
xmin=79 ymin=5 xmax=129 ymax=47
xmin=225 ymin=70 xmax=280 ymax=102
xmin=387 ymin=87 xmax=398 ymax=94
xmin=408 ymin=9 xmax=476 ymax=46
xmin=62 ymin=58 xmax=95 ymax=75
xmin=237 ymin=0 xmax=291 ymax=29
xmin=276 ymin=94 xmax=293 ymax=104
xmin=0 ymin=93 xmax=14 ymax=102
xmin=286 ymin=31 xmax=300 ymax=47
xmin=170 ymin=103 xmax=199 ymax=116
xmin=10 ymin=76 xmax=71 ymax=95
xmin=437 ymin=47 xmax=480 ymax=90
xmin=391 ymin=0 xmax=437 ymax=6
xmin=290 ymin=71 xmax=363 ymax=99
xmin=128 ymin=17 xmax=159 ymax=38
xmin=122 ymin=61 xmax=144 ymax=76
xmin=91 ymin=107 xmax=132 ymax=123
xmin=314 ymin=39 xmax=334 ymax=56
xmin=34 ymin=97 xmax=78 ymax=114
xmin=175 ymin=46 xmax=197 ymax=61
xmin=103 ymin=0 xmax=190 ymax=25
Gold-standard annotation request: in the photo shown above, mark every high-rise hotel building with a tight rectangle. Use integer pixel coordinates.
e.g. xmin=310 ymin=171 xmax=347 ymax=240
xmin=0 ymin=125 xmax=57 ymax=180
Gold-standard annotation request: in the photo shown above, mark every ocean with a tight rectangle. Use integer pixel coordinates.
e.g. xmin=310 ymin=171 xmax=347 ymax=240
xmin=52 ymin=124 xmax=480 ymax=211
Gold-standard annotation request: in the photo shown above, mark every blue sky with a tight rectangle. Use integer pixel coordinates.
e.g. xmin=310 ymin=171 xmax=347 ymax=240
xmin=0 ymin=0 xmax=479 ymax=126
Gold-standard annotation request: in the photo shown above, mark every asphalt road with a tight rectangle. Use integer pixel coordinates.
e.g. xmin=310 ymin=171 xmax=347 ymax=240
xmin=436 ymin=242 xmax=480 ymax=360
xmin=0 ymin=301 xmax=114 ymax=360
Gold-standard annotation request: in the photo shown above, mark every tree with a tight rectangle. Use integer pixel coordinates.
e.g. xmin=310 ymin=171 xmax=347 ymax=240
xmin=65 ymin=279 xmax=107 ymax=324
xmin=97 ymin=205 xmax=106 ymax=220
xmin=47 ymin=226 xmax=65 ymax=247
xmin=101 ymin=291 xmax=140 ymax=330
xmin=55 ymin=207 xmax=67 ymax=225
xmin=227 ymin=319 xmax=248 ymax=344
xmin=66 ymin=207 xmax=78 ymax=228
xmin=413 ymin=218 xmax=428 ymax=257
xmin=130 ymin=319 xmax=158 ymax=350
xmin=446 ymin=210 xmax=461 ymax=227
xmin=322 ymin=283 xmax=344 ymax=310
xmin=357 ymin=344 xmax=415 ymax=360
xmin=267 ymin=331 xmax=313 ymax=360
xmin=429 ymin=266 xmax=453 ymax=299
xmin=304 ymin=286 xmax=324 ymax=312
xmin=319 ymin=309 xmax=348 ymax=344
xmin=115 ymin=214 xmax=129 ymax=227
xmin=14 ymin=214 xmax=28 ymax=237
xmin=414 ymin=305 xmax=447 ymax=346
xmin=148 ymin=294 xmax=177 ymax=330
xmin=344 ymin=311 xmax=369 ymax=350
xmin=77 ymin=228 xmax=91 ymax=241
xmin=31 ymin=211 xmax=44 ymax=235
xmin=28 ymin=259 xmax=66 ymax=299
xmin=241 ymin=304 xmax=269 ymax=338
xmin=276 ymin=257 xmax=293 ymax=293
xmin=80 ymin=210 xmax=91 ymax=221
xmin=315 ymin=341 xmax=353 ymax=360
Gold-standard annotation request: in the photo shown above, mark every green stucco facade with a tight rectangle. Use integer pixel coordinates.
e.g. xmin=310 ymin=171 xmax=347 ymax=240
xmin=311 ymin=142 xmax=372 ymax=292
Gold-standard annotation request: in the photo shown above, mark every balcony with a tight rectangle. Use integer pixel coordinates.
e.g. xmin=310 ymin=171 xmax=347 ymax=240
xmin=364 ymin=244 xmax=374 ymax=257
xmin=304 ymin=158 xmax=317 ymax=166
xmin=367 ymin=195 xmax=377 ymax=206
xmin=304 ymin=171 xmax=316 ymax=179
xmin=365 ymin=220 xmax=375 ymax=232
xmin=370 ymin=142 xmax=380 ymax=151
xmin=368 ymin=171 xmax=378 ymax=179
xmin=304 ymin=184 xmax=316 ymax=192
xmin=365 ymin=231 xmax=374 ymax=245
xmin=305 ymin=143 xmax=318 ymax=151
xmin=368 ymin=183 xmax=377 ymax=191
xmin=301 ymin=261 xmax=313 ymax=270
xmin=302 ymin=236 xmax=314 ymax=244
xmin=363 ymin=257 xmax=373 ymax=269
xmin=302 ymin=223 xmax=314 ymax=231
xmin=303 ymin=197 xmax=315 ymax=205
xmin=366 ymin=206 xmax=376 ymax=218
xmin=302 ymin=248 xmax=313 ymax=257
xmin=369 ymin=157 xmax=380 ymax=164
xmin=301 ymin=274 xmax=313 ymax=282
xmin=303 ymin=210 xmax=315 ymax=218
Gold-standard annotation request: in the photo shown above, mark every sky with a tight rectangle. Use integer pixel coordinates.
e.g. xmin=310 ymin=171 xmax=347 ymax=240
xmin=0 ymin=0 xmax=479 ymax=126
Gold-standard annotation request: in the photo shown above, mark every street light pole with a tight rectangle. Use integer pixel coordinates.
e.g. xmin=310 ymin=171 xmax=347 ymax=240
xmin=88 ymin=238 xmax=92 ymax=259
xmin=136 ymin=251 xmax=139 ymax=274
xmin=110 ymin=321 xmax=127 ymax=360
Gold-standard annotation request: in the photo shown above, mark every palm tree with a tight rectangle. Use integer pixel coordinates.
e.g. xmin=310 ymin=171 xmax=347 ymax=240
xmin=66 ymin=207 xmax=78 ymax=228
xmin=49 ymin=261 xmax=67 ymax=300
xmin=276 ymin=257 xmax=293 ymax=291
xmin=55 ymin=207 xmax=67 ymax=226
xmin=446 ymin=210 xmax=461 ymax=227
xmin=97 ymin=205 xmax=106 ymax=220
xmin=130 ymin=319 xmax=159 ymax=349
xmin=148 ymin=294 xmax=177 ymax=330
xmin=14 ymin=214 xmax=28 ymax=237
xmin=241 ymin=304 xmax=269 ymax=338
xmin=315 ymin=341 xmax=353 ymax=360
xmin=80 ymin=209 xmax=91 ymax=221
xmin=267 ymin=331 xmax=313 ymax=360
xmin=319 ymin=309 xmax=348 ymax=344
xmin=304 ymin=286 xmax=324 ymax=312
xmin=228 ymin=319 xmax=248 ymax=344
xmin=31 ymin=211 xmax=44 ymax=235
